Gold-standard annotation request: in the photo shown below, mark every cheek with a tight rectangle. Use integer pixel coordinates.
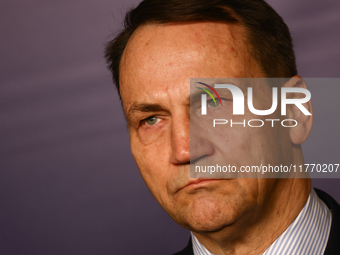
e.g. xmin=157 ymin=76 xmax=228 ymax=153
xmin=131 ymin=139 xmax=168 ymax=176
xmin=137 ymin=120 xmax=168 ymax=145
xmin=129 ymin=129 xmax=172 ymax=196
xmin=130 ymin=119 xmax=170 ymax=164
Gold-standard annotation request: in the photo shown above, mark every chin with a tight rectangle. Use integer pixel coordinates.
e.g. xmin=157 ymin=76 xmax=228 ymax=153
xmin=183 ymin=195 xmax=237 ymax=232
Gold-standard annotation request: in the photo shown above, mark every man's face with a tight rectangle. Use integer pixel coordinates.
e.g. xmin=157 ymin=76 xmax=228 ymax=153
xmin=119 ymin=22 xmax=292 ymax=234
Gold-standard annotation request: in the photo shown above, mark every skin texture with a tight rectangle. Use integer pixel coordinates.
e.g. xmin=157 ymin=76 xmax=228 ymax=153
xmin=119 ymin=22 xmax=312 ymax=255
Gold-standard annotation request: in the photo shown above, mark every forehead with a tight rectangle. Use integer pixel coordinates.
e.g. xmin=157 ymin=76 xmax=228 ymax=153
xmin=119 ymin=22 xmax=262 ymax=111
xmin=122 ymin=22 xmax=246 ymax=61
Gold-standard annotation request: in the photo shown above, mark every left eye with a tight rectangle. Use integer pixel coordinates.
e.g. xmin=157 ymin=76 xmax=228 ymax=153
xmin=207 ymin=99 xmax=221 ymax=107
xmin=145 ymin=116 xmax=159 ymax=125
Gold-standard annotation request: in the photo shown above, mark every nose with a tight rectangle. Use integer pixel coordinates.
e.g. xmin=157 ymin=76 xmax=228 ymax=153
xmin=170 ymin=111 xmax=215 ymax=165
xmin=170 ymin=111 xmax=190 ymax=164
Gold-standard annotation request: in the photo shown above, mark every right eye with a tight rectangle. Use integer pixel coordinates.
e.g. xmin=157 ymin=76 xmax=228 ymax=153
xmin=143 ymin=116 xmax=160 ymax=126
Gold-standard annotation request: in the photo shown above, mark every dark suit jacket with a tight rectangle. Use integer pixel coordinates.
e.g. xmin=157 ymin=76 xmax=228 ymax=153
xmin=173 ymin=189 xmax=340 ymax=255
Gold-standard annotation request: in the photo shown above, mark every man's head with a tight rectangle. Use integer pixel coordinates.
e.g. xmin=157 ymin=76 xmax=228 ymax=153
xmin=105 ymin=0 xmax=312 ymax=246
xmin=105 ymin=0 xmax=297 ymax=98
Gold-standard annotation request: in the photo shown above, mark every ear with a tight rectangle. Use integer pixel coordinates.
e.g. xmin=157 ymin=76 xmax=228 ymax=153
xmin=283 ymin=75 xmax=313 ymax=145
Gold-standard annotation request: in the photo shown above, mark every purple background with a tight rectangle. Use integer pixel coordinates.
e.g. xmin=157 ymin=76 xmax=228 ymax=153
xmin=0 ymin=0 xmax=339 ymax=254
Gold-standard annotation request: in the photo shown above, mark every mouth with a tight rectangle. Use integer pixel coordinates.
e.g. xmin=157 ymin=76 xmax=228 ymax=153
xmin=180 ymin=178 xmax=224 ymax=191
